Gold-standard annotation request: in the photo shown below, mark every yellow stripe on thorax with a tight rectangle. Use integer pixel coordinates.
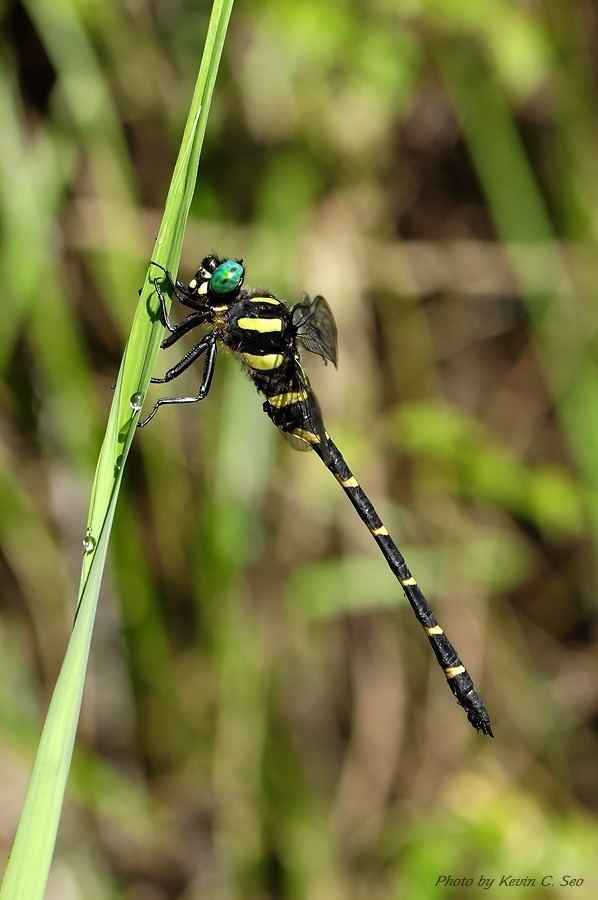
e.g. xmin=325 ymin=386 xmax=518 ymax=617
xmin=237 ymin=316 xmax=283 ymax=333
xmin=248 ymin=296 xmax=280 ymax=305
xmin=241 ymin=352 xmax=284 ymax=370
xmin=371 ymin=525 xmax=389 ymax=536
xmin=267 ymin=390 xmax=308 ymax=408
xmin=424 ymin=624 xmax=444 ymax=636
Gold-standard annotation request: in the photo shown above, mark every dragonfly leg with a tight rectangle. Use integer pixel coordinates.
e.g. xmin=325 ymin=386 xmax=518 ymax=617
xmin=150 ymin=261 xmax=200 ymax=310
xmin=160 ymin=312 xmax=206 ymax=348
xmin=151 ymin=274 xmax=210 ymax=345
xmin=151 ymin=277 xmax=178 ymax=332
xmin=138 ymin=335 xmax=217 ymax=427
xmin=150 ymin=332 xmax=215 ymax=384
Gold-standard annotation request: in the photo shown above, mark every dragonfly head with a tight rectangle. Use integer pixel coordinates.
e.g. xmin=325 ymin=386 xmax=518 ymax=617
xmin=209 ymin=257 xmax=245 ymax=299
xmin=188 ymin=255 xmax=245 ymax=302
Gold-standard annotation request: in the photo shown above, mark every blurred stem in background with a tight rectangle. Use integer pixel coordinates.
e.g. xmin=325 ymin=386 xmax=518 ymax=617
xmin=439 ymin=43 xmax=598 ymax=549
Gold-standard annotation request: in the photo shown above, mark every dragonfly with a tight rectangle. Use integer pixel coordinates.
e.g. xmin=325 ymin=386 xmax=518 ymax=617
xmin=138 ymin=255 xmax=493 ymax=736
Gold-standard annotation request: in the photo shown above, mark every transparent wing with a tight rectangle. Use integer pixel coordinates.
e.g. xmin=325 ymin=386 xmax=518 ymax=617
xmin=291 ymin=294 xmax=338 ymax=367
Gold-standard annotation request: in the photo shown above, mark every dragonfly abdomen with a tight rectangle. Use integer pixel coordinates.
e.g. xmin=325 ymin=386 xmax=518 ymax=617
xmin=313 ymin=437 xmax=493 ymax=736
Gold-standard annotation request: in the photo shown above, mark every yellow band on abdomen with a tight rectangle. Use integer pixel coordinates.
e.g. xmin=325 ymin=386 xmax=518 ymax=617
xmin=267 ymin=390 xmax=308 ymax=408
xmin=445 ymin=665 xmax=465 ymax=679
xmin=338 ymin=476 xmax=358 ymax=488
xmin=292 ymin=428 xmax=320 ymax=445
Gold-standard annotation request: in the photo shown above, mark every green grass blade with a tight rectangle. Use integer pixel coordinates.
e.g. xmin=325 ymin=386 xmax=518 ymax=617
xmin=0 ymin=2 xmax=235 ymax=897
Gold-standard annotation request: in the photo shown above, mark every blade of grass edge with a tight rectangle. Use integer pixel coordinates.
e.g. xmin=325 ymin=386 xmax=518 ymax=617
xmin=0 ymin=2 xmax=235 ymax=897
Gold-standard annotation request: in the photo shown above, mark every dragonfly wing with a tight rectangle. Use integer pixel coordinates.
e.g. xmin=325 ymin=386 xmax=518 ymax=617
xmin=292 ymin=294 xmax=338 ymax=367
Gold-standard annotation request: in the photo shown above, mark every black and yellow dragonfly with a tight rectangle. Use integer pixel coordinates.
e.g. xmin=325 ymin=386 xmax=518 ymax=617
xmin=138 ymin=255 xmax=493 ymax=736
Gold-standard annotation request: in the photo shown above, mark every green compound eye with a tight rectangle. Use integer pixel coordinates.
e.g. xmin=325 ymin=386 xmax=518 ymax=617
xmin=210 ymin=260 xmax=244 ymax=295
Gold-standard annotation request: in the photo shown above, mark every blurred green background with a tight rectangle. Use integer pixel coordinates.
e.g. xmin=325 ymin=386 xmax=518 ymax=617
xmin=1 ymin=0 xmax=597 ymax=897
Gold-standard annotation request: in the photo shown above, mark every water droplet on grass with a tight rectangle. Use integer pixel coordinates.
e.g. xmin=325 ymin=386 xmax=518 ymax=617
xmin=83 ymin=528 xmax=96 ymax=553
xmin=130 ymin=392 xmax=144 ymax=411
